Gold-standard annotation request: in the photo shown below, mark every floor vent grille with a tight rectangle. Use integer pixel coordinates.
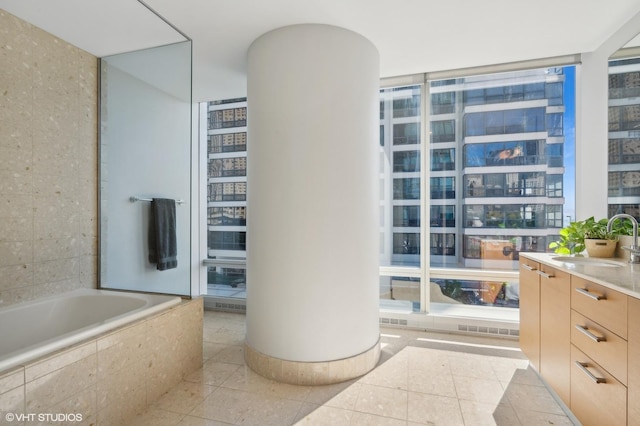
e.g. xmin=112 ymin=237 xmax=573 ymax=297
xmin=380 ymin=317 xmax=408 ymax=326
xmin=213 ymin=302 xmax=246 ymax=312
xmin=458 ymin=324 xmax=519 ymax=337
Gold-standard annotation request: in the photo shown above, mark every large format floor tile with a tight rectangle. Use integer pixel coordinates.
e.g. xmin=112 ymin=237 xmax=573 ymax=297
xmin=128 ymin=310 xmax=577 ymax=425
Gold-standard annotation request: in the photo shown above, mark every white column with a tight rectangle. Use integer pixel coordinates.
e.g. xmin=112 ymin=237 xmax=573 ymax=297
xmin=245 ymin=24 xmax=380 ymax=384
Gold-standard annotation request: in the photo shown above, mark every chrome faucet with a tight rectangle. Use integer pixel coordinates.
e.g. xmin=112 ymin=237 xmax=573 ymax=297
xmin=607 ymin=213 xmax=640 ymax=263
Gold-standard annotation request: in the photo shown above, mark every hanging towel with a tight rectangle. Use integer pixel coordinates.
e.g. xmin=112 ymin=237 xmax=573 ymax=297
xmin=148 ymin=198 xmax=178 ymax=271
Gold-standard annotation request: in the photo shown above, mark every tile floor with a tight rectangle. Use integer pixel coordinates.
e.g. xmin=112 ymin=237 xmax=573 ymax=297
xmin=130 ymin=310 xmax=577 ymax=426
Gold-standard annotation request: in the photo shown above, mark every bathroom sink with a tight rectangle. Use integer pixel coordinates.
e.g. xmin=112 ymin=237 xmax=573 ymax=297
xmin=552 ymin=256 xmax=625 ymax=268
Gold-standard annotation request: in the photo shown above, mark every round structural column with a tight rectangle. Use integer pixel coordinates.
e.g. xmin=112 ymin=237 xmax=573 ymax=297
xmin=246 ymin=24 xmax=380 ymax=385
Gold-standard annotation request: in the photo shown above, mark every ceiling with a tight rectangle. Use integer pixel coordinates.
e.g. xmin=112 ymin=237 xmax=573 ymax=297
xmin=2 ymin=0 xmax=640 ymax=102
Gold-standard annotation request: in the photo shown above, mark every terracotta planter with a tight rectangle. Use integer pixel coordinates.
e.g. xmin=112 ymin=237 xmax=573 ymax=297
xmin=585 ymin=239 xmax=617 ymax=258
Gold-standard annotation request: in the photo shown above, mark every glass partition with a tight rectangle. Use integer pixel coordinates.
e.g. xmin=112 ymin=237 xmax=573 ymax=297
xmin=99 ymin=40 xmax=192 ymax=295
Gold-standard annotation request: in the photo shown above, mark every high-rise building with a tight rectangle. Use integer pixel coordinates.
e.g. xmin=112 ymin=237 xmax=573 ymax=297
xmin=207 ymin=67 xmax=576 ymax=308
xmin=206 ymin=98 xmax=248 ymax=299
xmin=608 ymin=56 xmax=640 ymax=219
xmin=380 ymin=67 xmax=573 ymax=270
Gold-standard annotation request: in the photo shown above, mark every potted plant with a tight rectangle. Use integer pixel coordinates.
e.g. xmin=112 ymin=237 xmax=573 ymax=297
xmin=549 ymin=217 xmax=620 ymax=257
xmin=582 ymin=217 xmax=618 ymax=258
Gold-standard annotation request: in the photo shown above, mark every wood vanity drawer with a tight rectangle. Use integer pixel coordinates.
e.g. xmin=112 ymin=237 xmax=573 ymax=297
xmin=570 ymin=310 xmax=627 ymax=385
xmin=571 ymin=276 xmax=628 ymax=339
xmin=570 ymin=345 xmax=627 ymax=426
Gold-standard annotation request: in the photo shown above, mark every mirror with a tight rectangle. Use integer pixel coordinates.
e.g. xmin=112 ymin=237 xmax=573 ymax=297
xmin=607 ymin=30 xmax=640 ymax=221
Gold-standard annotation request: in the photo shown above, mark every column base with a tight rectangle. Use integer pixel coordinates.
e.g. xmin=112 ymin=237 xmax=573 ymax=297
xmin=244 ymin=338 xmax=381 ymax=385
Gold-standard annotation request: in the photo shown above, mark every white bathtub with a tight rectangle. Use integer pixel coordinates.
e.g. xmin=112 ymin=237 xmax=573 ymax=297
xmin=0 ymin=288 xmax=182 ymax=372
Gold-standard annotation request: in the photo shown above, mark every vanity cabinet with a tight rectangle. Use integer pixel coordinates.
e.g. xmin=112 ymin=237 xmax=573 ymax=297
xmin=571 ymin=276 xmax=627 ymax=339
xmin=518 ymin=258 xmax=570 ymax=404
xmin=520 ymin=255 xmax=638 ymax=426
xmin=570 ymin=344 xmax=627 ymax=426
xmin=628 ymin=297 xmax=640 ymax=425
xmin=539 ymin=264 xmax=570 ymax=404
xmin=519 ymin=257 xmax=541 ymax=370
xmin=570 ymin=276 xmax=628 ymax=426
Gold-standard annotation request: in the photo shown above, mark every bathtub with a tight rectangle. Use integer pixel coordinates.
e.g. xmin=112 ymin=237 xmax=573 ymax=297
xmin=0 ymin=288 xmax=182 ymax=372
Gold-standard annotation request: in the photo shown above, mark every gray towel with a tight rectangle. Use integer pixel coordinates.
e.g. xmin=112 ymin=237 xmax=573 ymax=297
xmin=148 ymin=198 xmax=177 ymax=271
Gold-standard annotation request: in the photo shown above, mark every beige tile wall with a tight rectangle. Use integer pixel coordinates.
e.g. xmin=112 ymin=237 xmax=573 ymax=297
xmin=0 ymin=297 xmax=203 ymax=426
xmin=0 ymin=9 xmax=98 ymax=307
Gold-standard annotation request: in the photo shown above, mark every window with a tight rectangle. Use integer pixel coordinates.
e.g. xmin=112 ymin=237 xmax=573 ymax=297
xmin=430 ymin=233 xmax=455 ymax=256
xmin=393 ymin=178 xmax=420 ymax=200
xmin=609 ymin=57 xmax=640 ymax=210
xmin=430 ymin=177 xmax=455 ymax=199
xmin=609 ymin=139 xmax=640 ymax=164
xmin=430 ymin=205 xmax=455 ymax=227
xmin=465 ymin=172 xmax=546 ymax=197
xmin=427 ymin=65 xmax=576 ymax=308
xmin=208 ymin=106 xmax=247 ymax=129
xmin=393 ymin=233 xmax=420 ymax=254
xmin=546 ymin=174 xmax=563 ymax=197
xmin=208 ymin=231 xmax=246 ymax=251
xmin=431 ymin=148 xmax=455 ymax=171
xmin=431 ymin=120 xmax=455 ymax=143
xmin=609 ymin=171 xmax=640 ymax=196
xmin=463 ymin=82 xmax=549 ymax=106
xmin=546 ymin=205 xmax=563 ymax=228
xmin=208 ymin=182 xmax=246 ymax=201
xmin=208 ymin=207 xmax=246 ymax=226
xmin=393 ymin=151 xmax=420 ymax=172
xmin=393 ymin=123 xmax=420 ymax=145
xmin=206 ymin=99 xmax=248 ymax=299
xmin=609 ymin=67 xmax=640 ymax=99
xmin=546 ymin=113 xmax=564 ymax=136
xmin=463 ymin=204 xmax=545 ymax=229
xmin=208 ymin=132 xmax=247 ymax=153
xmin=208 ymin=157 xmax=246 ymax=177
xmin=394 ymin=206 xmax=420 ymax=227
xmin=463 ymin=108 xmax=546 ymax=136
xmin=393 ymin=93 xmax=420 ymax=118
xmin=431 ymin=92 xmax=455 ymax=115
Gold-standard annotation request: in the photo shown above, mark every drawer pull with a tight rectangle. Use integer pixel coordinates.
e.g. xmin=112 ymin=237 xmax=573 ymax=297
xmin=575 ymin=324 xmax=606 ymax=342
xmin=537 ymin=270 xmax=555 ymax=279
xmin=575 ymin=287 xmax=606 ymax=301
xmin=521 ymin=264 xmax=537 ymax=271
xmin=575 ymin=361 xmax=606 ymax=384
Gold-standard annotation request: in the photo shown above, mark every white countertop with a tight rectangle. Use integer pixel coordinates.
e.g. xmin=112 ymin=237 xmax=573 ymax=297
xmin=520 ymin=252 xmax=640 ymax=299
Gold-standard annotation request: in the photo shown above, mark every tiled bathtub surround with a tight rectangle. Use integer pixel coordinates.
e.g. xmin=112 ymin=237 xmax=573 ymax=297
xmin=0 ymin=9 xmax=98 ymax=308
xmin=0 ymin=297 xmax=202 ymax=426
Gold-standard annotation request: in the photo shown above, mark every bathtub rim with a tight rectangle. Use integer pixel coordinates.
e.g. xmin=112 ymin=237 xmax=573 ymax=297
xmin=0 ymin=288 xmax=183 ymax=373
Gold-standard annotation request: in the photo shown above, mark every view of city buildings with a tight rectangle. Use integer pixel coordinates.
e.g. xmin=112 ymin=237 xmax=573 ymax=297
xmin=381 ymin=68 xmax=575 ymax=272
xmin=608 ymin=56 xmax=640 ymax=219
xmin=206 ymin=66 xmax=583 ymax=309
xmin=206 ymin=98 xmax=248 ymax=299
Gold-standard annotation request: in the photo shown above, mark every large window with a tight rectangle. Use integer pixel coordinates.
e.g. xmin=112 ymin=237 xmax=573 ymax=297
xmin=204 ymin=65 xmax=577 ymax=314
xmin=206 ymin=99 xmax=248 ymax=299
xmin=380 ymin=67 xmax=576 ymax=313
xmin=429 ymin=66 xmax=574 ymax=274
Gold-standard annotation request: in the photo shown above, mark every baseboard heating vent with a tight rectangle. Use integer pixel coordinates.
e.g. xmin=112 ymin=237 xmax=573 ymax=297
xmin=458 ymin=324 xmax=519 ymax=337
xmin=213 ymin=302 xmax=246 ymax=313
xmin=380 ymin=317 xmax=408 ymax=326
